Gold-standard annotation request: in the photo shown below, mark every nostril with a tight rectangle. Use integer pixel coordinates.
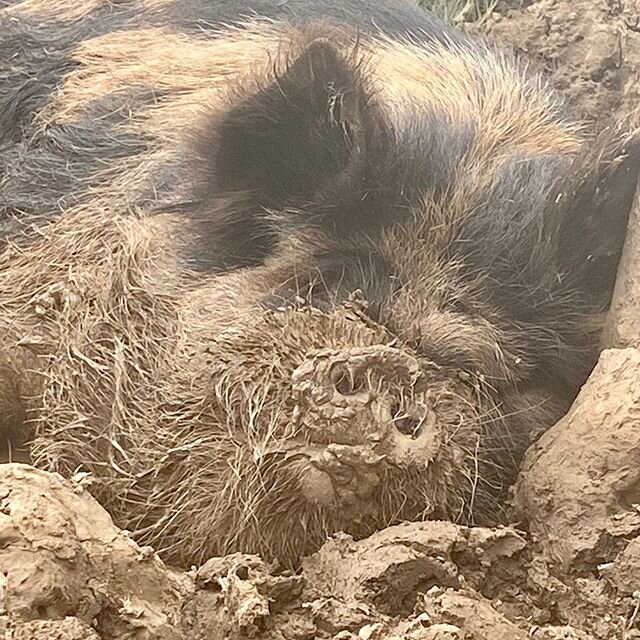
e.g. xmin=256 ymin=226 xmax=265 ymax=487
xmin=392 ymin=405 xmax=422 ymax=438
xmin=235 ymin=565 xmax=249 ymax=580
xmin=331 ymin=365 xmax=365 ymax=396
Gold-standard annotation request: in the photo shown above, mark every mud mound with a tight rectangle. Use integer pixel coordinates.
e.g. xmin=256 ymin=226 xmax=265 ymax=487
xmin=472 ymin=0 xmax=640 ymax=122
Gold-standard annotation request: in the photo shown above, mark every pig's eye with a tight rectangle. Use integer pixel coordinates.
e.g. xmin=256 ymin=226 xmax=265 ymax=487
xmin=392 ymin=405 xmax=422 ymax=438
xmin=331 ymin=365 xmax=365 ymax=396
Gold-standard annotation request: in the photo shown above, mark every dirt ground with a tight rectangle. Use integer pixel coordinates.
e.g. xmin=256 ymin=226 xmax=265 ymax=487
xmin=4 ymin=1 xmax=640 ymax=638
xmin=473 ymin=0 xmax=640 ymax=124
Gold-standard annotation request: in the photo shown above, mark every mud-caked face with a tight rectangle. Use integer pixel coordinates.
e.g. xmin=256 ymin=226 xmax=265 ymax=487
xmin=196 ymin=299 xmax=484 ymax=566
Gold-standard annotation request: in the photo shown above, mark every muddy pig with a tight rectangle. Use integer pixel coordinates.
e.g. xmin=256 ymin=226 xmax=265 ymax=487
xmin=0 ymin=0 xmax=639 ymax=568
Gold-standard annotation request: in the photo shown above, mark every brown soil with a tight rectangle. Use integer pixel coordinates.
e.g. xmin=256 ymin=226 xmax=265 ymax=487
xmin=4 ymin=1 xmax=640 ymax=638
xmin=473 ymin=0 xmax=640 ymax=124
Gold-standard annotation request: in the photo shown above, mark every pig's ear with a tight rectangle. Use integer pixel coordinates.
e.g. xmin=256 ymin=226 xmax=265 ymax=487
xmin=548 ymin=127 xmax=640 ymax=309
xmin=189 ymin=38 xmax=383 ymax=271
xmin=211 ymin=38 xmax=379 ymax=205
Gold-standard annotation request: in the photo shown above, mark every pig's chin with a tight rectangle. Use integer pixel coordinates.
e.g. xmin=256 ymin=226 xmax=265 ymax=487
xmin=280 ymin=438 xmax=437 ymax=527
xmin=295 ymin=443 xmax=384 ymax=518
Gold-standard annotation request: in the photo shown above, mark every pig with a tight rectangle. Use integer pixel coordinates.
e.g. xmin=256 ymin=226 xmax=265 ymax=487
xmin=0 ymin=0 xmax=638 ymax=567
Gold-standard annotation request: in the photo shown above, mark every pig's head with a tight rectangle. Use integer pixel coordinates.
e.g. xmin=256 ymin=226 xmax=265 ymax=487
xmin=167 ymin=26 xmax=640 ymax=566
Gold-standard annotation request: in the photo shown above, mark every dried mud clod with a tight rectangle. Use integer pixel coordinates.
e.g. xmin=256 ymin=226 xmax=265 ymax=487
xmin=301 ymin=522 xmax=526 ymax=617
xmin=515 ymin=348 xmax=640 ymax=574
xmin=0 ymin=462 xmax=535 ymax=640
xmin=4 ymin=618 xmax=101 ymax=640
xmin=0 ymin=464 xmax=192 ymax=639
xmin=0 ymin=463 xmax=282 ymax=640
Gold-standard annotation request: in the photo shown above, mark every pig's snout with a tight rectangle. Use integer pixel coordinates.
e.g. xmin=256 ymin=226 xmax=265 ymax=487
xmin=288 ymin=345 xmax=475 ymax=513
xmin=291 ymin=345 xmax=431 ymax=445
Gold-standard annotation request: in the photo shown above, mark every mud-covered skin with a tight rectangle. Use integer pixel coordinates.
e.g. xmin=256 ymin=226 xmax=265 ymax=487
xmin=1 ymin=0 xmax=639 ymax=567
